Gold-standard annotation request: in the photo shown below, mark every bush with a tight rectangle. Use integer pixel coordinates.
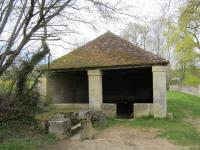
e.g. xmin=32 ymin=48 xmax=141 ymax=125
xmin=0 ymin=90 xmax=39 ymax=122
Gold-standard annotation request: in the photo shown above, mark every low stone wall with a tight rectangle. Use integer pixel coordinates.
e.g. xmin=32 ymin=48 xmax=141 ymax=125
xmin=50 ymin=103 xmax=89 ymax=110
xmin=102 ymin=103 xmax=116 ymax=117
xmin=134 ymin=103 xmax=153 ymax=118
xmin=170 ymin=85 xmax=200 ymax=97
xmin=50 ymin=103 xmax=117 ymax=117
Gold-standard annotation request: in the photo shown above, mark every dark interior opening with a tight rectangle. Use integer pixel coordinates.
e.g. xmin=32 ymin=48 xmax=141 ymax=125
xmin=102 ymin=67 xmax=153 ymax=117
xmin=117 ymin=102 xmax=133 ymax=118
xmin=50 ymin=71 xmax=89 ymax=103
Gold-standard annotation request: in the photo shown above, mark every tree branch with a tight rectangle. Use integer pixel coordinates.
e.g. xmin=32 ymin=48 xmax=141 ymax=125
xmin=0 ymin=0 xmax=14 ymax=35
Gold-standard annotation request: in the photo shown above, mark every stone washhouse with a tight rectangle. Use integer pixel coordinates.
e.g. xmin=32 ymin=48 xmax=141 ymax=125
xmin=38 ymin=32 xmax=169 ymax=118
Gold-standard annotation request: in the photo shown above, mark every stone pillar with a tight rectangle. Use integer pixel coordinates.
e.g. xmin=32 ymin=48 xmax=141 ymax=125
xmin=152 ymin=66 xmax=167 ymax=118
xmin=38 ymin=77 xmax=48 ymax=105
xmin=87 ymin=69 xmax=103 ymax=111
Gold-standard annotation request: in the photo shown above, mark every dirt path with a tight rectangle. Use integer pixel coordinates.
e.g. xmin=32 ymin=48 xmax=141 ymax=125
xmin=44 ymin=126 xmax=188 ymax=150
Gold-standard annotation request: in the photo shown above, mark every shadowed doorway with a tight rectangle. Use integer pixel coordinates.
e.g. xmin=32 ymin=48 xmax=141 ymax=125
xmin=102 ymin=67 xmax=153 ymax=118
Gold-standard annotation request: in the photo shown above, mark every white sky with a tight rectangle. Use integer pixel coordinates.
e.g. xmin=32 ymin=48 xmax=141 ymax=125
xmin=48 ymin=0 xmax=182 ymax=60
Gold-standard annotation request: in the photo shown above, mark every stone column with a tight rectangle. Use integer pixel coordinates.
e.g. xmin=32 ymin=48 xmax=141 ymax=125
xmin=87 ymin=69 xmax=103 ymax=111
xmin=152 ymin=66 xmax=167 ymax=118
xmin=38 ymin=77 xmax=48 ymax=105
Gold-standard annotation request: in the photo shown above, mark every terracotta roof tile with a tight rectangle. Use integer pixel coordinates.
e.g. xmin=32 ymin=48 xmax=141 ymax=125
xmin=48 ymin=32 xmax=168 ymax=70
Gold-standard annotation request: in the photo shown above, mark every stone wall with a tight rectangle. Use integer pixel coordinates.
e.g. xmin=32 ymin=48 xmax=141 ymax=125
xmin=38 ymin=66 xmax=168 ymax=118
xmin=102 ymin=103 xmax=116 ymax=117
xmin=50 ymin=103 xmax=117 ymax=117
xmin=50 ymin=103 xmax=89 ymax=110
xmin=47 ymin=72 xmax=88 ymax=104
xmin=134 ymin=103 xmax=153 ymax=118
xmin=170 ymin=85 xmax=200 ymax=97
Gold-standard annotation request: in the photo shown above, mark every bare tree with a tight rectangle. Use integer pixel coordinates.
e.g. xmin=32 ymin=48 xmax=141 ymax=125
xmin=0 ymin=0 xmax=133 ymax=121
xmin=0 ymin=0 xmax=73 ymax=75
xmin=0 ymin=0 xmax=131 ymax=95
xmin=121 ymin=22 xmax=149 ymax=49
xmin=0 ymin=0 xmax=125 ymax=77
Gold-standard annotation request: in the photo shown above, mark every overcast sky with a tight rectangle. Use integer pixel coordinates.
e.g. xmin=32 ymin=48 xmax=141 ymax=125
xmin=48 ymin=0 xmax=183 ymax=60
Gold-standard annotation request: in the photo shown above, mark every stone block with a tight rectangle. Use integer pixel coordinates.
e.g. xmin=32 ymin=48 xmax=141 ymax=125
xmin=78 ymin=110 xmax=90 ymax=120
xmin=87 ymin=69 xmax=102 ymax=76
xmin=49 ymin=118 xmax=71 ymax=139
xmin=80 ymin=119 xmax=95 ymax=140
xmin=166 ymin=113 xmax=173 ymax=121
xmin=102 ymin=103 xmax=116 ymax=117
xmin=134 ymin=103 xmax=153 ymax=118
xmin=153 ymin=103 xmax=166 ymax=118
xmin=152 ymin=66 xmax=167 ymax=72
xmin=90 ymin=111 xmax=107 ymax=126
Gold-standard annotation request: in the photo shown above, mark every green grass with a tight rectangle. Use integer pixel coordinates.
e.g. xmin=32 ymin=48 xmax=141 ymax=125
xmin=0 ymin=137 xmax=37 ymax=150
xmin=0 ymin=122 xmax=57 ymax=150
xmin=0 ymin=106 xmax=78 ymax=150
xmin=107 ymin=91 xmax=200 ymax=149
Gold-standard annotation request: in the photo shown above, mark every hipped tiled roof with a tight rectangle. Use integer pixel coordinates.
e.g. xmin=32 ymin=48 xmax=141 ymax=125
xmin=47 ymin=32 xmax=168 ymax=70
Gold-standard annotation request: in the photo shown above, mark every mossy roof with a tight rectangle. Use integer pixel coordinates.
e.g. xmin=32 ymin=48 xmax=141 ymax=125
xmin=47 ymin=32 xmax=168 ymax=70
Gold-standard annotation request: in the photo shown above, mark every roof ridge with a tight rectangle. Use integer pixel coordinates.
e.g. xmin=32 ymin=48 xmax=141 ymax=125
xmin=47 ymin=32 xmax=168 ymax=70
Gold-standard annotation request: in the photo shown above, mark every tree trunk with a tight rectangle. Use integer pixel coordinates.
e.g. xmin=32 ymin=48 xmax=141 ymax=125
xmin=15 ymin=39 xmax=50 ymax=98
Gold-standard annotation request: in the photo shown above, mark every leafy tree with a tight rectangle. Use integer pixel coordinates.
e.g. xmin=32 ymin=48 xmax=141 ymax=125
xmin=166 ymin=0 xmax=200 ymax=85
xmin=179 ymin=0 xmax=200 ymax=51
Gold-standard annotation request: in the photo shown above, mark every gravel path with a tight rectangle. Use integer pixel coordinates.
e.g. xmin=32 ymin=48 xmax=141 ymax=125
xmin=44 ymin=126 xmax=188 ymax=150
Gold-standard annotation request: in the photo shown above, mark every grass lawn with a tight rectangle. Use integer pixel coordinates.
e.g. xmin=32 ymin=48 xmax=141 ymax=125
xmin=0 ymin=91 xmax=200 ymax=150
xmin=0 ymin=121 xmax=57 ymax=150
xmin=107 ymin=91 xmax=200 ymax=149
